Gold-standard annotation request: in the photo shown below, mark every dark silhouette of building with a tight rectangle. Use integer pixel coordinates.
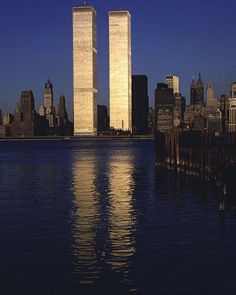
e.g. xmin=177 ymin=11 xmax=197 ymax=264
xmin=190 ymin=78 xmax=196 ymax=105
xmin=97 ymin=105 xmax=109 ymax=132
xmin=174 ymin=93 xmax=186 ymax=121
xmin=220 ymin=94 xmax=229 ymax=133
xmin=192 ymin=115 xmax=206 ymax=130
xmin=206 ymin=110 xmax=222 ymax=134
xmin=56 ymin=94 xmax=69 ymax=127
xmin=148 ymin=107 xmax=155 ymax=135
xmin=0 ymin=109 xmax=2 ymax=125
xmin=132 ymin=75 xmax=149 ymax=135
xmin=12 ymin=90 xmax=35 ymax=137
xmin=155 ymin=83 xmax=174 ymax=132
xmin=48 ymin=94 xmax=72 ymax=136
xmin=155 ymin=83 xmax=174 ymax=106
xmin=195 ymin=73 xmax=204 ymax=105
xmin=12 ymin=90 xmax=48 ymax=137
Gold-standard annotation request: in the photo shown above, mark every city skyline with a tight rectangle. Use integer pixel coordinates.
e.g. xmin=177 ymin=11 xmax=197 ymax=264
xmin=0 ymin=0 xmax=236 ymax=119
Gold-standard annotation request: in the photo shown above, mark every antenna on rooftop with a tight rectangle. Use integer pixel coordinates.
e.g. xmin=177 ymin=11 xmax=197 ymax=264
xmin=83 ymin=0 xmax=87 ymax=6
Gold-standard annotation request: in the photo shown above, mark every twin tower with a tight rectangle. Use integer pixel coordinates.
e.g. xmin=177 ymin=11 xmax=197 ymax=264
xmin=73 ymin=5 xmax=131 ymax=136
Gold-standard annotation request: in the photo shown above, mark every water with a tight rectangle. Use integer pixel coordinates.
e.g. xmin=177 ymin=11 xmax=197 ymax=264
xmin=0 ymin=139 xmax=236 ymax=294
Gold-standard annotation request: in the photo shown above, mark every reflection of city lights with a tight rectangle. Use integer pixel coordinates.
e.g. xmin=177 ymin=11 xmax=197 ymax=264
xmin=72 ymin=152 xmax=100 ymax=284
xmin=71 ymin=147 xmax=137 ymax=288
xmin=107 ymin=154 xmax=136 ymax=272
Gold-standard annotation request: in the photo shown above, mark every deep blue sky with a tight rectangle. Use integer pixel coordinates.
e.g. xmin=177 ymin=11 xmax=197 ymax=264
xmin=0 ymin=0 xmax=236 ymax=119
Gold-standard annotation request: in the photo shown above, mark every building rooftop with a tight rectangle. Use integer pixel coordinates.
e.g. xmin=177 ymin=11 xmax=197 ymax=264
xmin=73 ymin=6 xmax=96 ymax=13
xmin=109 ymin=11 xmax=131 ymax=17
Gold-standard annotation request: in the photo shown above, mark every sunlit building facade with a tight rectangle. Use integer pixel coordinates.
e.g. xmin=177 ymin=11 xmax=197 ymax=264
xmin=109 ymin=11 xmax=132 ymax=132
xmin=44 ymin=79 xmax=54 ymax=115
xmin=228 ymin=98 xmax=236 ymax=132
xmin=73 ymin=6 xmax=97 ymax=136
xmin=206 ymin=83 xmax=214 ymax=103
xmin=231 ymin=82 xmax=236 ymax=98
xmin=165 ymin=75 xmax=179 ymax=95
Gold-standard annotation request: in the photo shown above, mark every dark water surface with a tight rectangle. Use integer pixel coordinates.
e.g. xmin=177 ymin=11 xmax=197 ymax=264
xmin=0 ymin=139 xmax=236 ymax=294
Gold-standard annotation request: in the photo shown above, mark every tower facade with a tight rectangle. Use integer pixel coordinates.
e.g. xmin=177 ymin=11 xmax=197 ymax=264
xmin=43 ymin=79 xmax=56 ymax=127
xmin=109 ymin=11 xmax=132 ymax=132
xmin=155 ymin=83 xmax=174 ymax=132
xmin=228 ymin=98 xmax=236 ymax=132
xmin=44 ymin=79 xmax=54 ymax=115
xmin=12 ymin=90 xmax=35 ymax=137
xmin=207 ymin=83 xmax=214 ymax=103
xmin=132 ymin=75 xmax=149 ymax=135
xmin=56 ymin=94 xmax=69 ymax=127
xmin=0 ymin=109 xmax=2 ymax=125
xmin=230 ymin=82 xmax=236 ymax=98
xmin=165 ymin=75 xmax=179 ymax=95
xmin=195 ymin=73 xmax=204 ymax=105
xmin=73 ymin=6 xmax=97 ymax=136
xmin=190 ymin=78 xmax=196 ymax=105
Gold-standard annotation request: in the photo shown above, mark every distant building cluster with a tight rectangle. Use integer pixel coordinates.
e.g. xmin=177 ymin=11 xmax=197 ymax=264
xmin=0 ymin=80 xmax=72 ymax=137
xmin=154 ymin=74 xmax=236 ymax=135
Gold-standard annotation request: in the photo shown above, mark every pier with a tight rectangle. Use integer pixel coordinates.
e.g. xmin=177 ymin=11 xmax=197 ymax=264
xmin=155 ymin=130 xmax=236 ymax=195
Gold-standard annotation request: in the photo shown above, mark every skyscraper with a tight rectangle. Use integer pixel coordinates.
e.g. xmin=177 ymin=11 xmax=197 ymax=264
xmin=132 ymin=75 xmax=149 ymax=135
xmin=206 ymin=83 xmax=214 ymax=103
xmin=155 ymin=83 xmax=174 ymax=132
xmin=195 ymin=73 xmax=204 ymax=105
xmin=0 ymin=109 xmax=2 ymax=125
xmin=228 ymin=98 xmax=236 ymax=132
xmin=73 ymin=5 xmax=97 ymax=136
xmin=206 ymin=82 xmax=218 ymax=110
xmin=190 ymin=78 xmax=196 ymax=105
xmin=155 ymin=83 xmax=174 ymax=106
xmin=165 ymin=75 xmax=179 ymax=95
xmin=56 ymin=94 xmax=69 ymax=127
xmin=12 ymin=90 xmax=35 ymax=137
xmin=109 ymin=11 xmax=132 ymax=132
xmin=44 ymin=79 xmax=54 ymax=115
xmin=174 ymin=93 xmax=186 ymax=122
xmin=44 ymin=79 xmax=56 ymax=127
xmin=97 ymin=105 xmax=109 ymax=133
xmin=230 ymin=82 xmax=236 ymax=98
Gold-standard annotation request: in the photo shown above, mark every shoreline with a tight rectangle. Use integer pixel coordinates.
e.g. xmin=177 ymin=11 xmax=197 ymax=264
xmin=0 ymin=135 xmax=154 ymax=141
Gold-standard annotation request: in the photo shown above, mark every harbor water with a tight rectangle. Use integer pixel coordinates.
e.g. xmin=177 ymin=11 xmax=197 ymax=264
xmin=0 ymin=139 xmax=236 ymax=294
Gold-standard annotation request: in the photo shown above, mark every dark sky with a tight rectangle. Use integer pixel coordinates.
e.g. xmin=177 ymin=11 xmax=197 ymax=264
xmin=0 ymin=0 xmax=236 ymax=119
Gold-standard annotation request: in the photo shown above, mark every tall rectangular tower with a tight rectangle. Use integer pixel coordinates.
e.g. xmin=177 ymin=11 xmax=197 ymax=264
xmin=109 ymin=11 xmax=132 ymax=132
xmin=73 ymin=6 xmax=97 ymax=136
xmin=165 ymin=75 xmax=179 ymax=95
xmin=132 ymin=75 xmax=149 ymax=135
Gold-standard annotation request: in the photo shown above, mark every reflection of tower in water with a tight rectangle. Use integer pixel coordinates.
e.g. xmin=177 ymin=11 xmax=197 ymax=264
xmin=72 ymin=152 xmax=100 ymax=284
xmin=107 ymin=153 xmax=136 ymax=275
